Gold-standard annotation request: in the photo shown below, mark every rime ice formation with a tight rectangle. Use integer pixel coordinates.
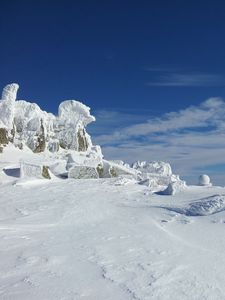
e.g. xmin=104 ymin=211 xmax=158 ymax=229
xmin=132 ymin=161 xmax=172 ymax=177
xmin=0 ymin=83 xmax=186 ymax=186
xmin=57 ymin=100 xmax=95 ymax=151
xmin=198 ymin=174 xmax=212 ymax=186
xmin=0 ymin=83 xmax=95 ymax=154
xmin=160 ymin=180 xmax=187 ymax=195
xmin=0 ymin=83 xmax=19 ymax=129
xmin=132 ymin=160 xmax=185 ymax=192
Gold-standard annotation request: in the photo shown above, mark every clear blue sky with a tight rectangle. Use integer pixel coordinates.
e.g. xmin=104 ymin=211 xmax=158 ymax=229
xmin=1 ymin=0 xmax=225 ymax=112
xmin=1 ymin=0 xmax=225 ymax=183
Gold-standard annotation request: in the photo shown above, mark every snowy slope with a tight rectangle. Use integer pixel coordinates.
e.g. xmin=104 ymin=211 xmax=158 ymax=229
xmin=1 ymin=83 xmax=225 ymax=300
xmin=0 ymin=171 xmax=225 ymax=299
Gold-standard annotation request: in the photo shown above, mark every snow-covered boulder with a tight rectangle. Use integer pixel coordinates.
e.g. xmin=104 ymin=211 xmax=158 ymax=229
xmin=66 ymin=146 xmax=103 ymax=170
xmin=133 ymin=160 xmax=185 ymax=192
xmin=68 ymin=165 xmax=99 ymax=179
xmin=160 ymin=179 xmax=186 ymax=195
xmin=198 ymin=174 xmax=212 ymax=186
xmin=132 ymin=161 xmax=172 ymax=178
xmin=57 ymin=100 xmax=95 ymax=151
xmin=20 ymin=161 xmax=51 ymax=179
xmin=102 ymin=160 xmax=139 ymax=179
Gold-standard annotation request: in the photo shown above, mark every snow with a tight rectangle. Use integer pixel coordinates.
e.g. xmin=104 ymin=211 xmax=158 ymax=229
xmin=0 ymin=83 xmax=19 ymax=128
xmin=198 ymin=174 xmax=211 ymax=186
xmin=0 ymin=83 xmax=98 ymax=155
xmin=160 ymin=179 xmax=187 ymax=195
xmin=132 ymin=161 xmax=172 ymax=177
xmin=58 ymin=100 xmax=95 ymax=127
xmin=1 ymin=175 xmax=225 ymax=299
xmin=1 ymin=83 xmax=225 ymax=299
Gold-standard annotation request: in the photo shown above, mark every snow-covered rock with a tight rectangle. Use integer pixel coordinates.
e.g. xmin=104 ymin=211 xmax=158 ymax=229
xmin=160 ymin=179 xmax=187 ymax=195
xmin=57 ymin=100 xmax=95 ymax=151
xmin=133 ymin=160 xmax=185 ymax=191
xmin=20 ymin=161 xmax=51 ymax=179
xmin=102 ymin=160 xmax=139 ymax=179
xmin=68 ymin=165 xmax=99 ymax=179
xmin=0 ymin=83 xmax=98 ymax=156
xmin=132 ymin=161 xmax=172 ymax=178
xmin=198 ymin=174 xmax=212 ymax=186
xmin=0 ymin=83 xmax=19 ymax=129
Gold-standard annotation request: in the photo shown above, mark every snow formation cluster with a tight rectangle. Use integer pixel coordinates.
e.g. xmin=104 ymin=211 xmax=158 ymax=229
xmin=0 ymin=83 xmax=186 ymax=193
xmin=0 ymin=83 xmax=95 ymax=153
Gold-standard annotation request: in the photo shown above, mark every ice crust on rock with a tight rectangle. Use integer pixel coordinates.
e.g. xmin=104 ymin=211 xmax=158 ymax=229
xmin=0 ymin=83 xmax=19 ymax=128
xmin=0 ymin=83 xmax=186 ymax=186
xmin=160 ymin=179 xmax=187 ymax=195
xmin=20 ymin=161 xmax=51 ymax=180
xmin=0 ymin=83 xmax=96 ymax=154
xmin=68 ymin=165 xmax=99 ymax=179
xmin=132 ymin=161 xmax=172 ymax=177
xmin=132 ymin=160 xmax=185 ymax=192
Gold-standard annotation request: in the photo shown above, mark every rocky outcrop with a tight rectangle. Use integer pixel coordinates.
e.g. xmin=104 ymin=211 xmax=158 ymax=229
xmin=0 ymin=128 xmax=9 ymax=145
xmin=0 ymin=84 xmax=19 ymax=151
xmin=0 ymin=83 xmax=96 ymax=154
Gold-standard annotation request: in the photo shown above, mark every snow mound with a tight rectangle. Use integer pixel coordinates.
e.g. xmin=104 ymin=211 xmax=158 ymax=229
xmin=185 ymin=195 xmax=225 ymax=216
xmin=160 ymin=179 xmax=187 ymax=195
xmin=133 ymin=160 xmax=185 ymax=192
xmin=132 ymin=161 xmax=172 ymax=177
xmin=198 ymin=174 xmax=212 ymax=186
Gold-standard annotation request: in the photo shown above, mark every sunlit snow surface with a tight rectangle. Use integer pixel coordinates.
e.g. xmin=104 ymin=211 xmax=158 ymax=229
xmin=1 ymin=152 xmax=225 ymax=299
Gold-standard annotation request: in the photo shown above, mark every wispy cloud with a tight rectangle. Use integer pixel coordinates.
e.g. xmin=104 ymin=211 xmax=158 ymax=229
xmin=144 ymin=66 xmax=225 ymax=86
xmin=147 ymin=73 xmax=225 ymax=87
xmin=90 ymin=98 xmax=225 ymax=184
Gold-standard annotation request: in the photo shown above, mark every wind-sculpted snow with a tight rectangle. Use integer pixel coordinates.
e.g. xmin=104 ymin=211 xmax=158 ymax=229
xmin=185 ymin=195 xmax=225 ymax=216
xmin=132 ymin=161 xmax=172 ymax=177
xmin=1 ymin=180 xmax=225 ymax=299
xmin=161 ymin=194 xmax=225 ymax=216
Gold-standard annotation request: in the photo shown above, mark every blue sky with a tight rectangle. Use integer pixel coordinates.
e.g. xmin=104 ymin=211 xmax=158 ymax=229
xmin=1 ymin=0 xmax=225 ymax=184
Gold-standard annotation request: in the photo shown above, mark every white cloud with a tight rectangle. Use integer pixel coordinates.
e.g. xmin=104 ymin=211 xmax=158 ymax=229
xmin=146 ymin=73 xmax=225 ymax=87
xmin=90 ymin=98 xmax=225 ymax=185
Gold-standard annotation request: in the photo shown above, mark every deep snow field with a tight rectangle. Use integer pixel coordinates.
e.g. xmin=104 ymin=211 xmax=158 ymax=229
xmin=1 ymin=153 xmax=225 ymax=300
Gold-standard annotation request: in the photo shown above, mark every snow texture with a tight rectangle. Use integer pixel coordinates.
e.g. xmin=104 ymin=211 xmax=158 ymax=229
xmin=132 ymin=161 xmax=172 ymax=177
xmin=0 ymin=90 xmax=225 ymax=299
xmin=68 ymin=165 xmax=99 ymax=179
xmin=185 ymin=194 xmax=225 ymax=216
